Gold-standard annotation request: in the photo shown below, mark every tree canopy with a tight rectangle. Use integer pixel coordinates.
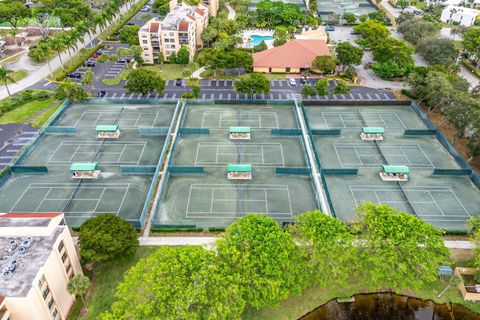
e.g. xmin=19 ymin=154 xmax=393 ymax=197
xmin=336 ymin=42 xmax=363 ymax=67
xmin=416 ymin=37 xmax=458 ymax=67
xmin=234 ymin=73 xmax=270 ymax=95
xmin=312 ymin=55 xmax=336 ymax=74
xmin=101 ymin=246 xmax=245 ymax=320
xmin=78 ymin=213 xmax=139 ymax=263
xmin=397 ymin=16 xmax=440 ymax=45
xmin=55 ymin=79 xmax=89 ymax=101
xmin=118 ymin=25 xmax=140 ymax=46
xmin=354 ymin=203 xmax=449 ymax=291
xmin=124 ymin=68 xmax=166 ymax=95
xmin=353 ymin=20 xmax=390 ymax=46
xmin=255 ymin=0 xmax=303 ymax=27
xmin=463 ymin=27 xmax=480 ymax=67
xmin=216 ymin=214 xmax=307 ymax=308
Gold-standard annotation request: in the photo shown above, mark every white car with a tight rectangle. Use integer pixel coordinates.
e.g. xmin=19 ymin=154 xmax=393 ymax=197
xmin=289 ymin=78 xmax=296 ymax=86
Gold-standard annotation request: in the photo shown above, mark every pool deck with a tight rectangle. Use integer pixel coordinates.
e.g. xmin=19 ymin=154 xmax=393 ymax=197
xmin=239 ymin=29 xmax=274 ymax=49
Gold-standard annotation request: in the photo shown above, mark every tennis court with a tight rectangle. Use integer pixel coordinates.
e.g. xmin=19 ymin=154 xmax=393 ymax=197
xmin=0 ymin=101 xmax=176 ymax=226
xmin=155 ymin=103 xmax=318 ymax=228
xmin=305 ymin=104 xmax=480 ymax=231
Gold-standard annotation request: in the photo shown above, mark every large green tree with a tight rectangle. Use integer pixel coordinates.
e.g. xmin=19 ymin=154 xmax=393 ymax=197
xmin=216 ymin=214 xmax=307 ymax=308
xmin=78 ymin=214 xmax=139 ymax=263
xmin=463 ymin=27 xmax=480 ymax=67
xmin=398 ymin=17 xmax=440 ymax=45
xmin=416 ymin=37 xmax=458 ymax=67
xmin=55 ymin=79 xmax=89 ymax=101
xmin=101 ymin=246 xmax=245 ymax=320
xmin=312 ymin=55 xmax=336 ymax=74
xmin=234 ymin=73 xmax=270 ymax=95
xmin=335 ymin=42 xmax=363 ymax=67
xmin=176 ymin=45 xmax=190 ymax=64
xmin=255 ymin=0 xmax=303 ymax=27
xmin=372 ymin=37 xmax=414 ymax=66
xmin=291 ymin=211 xmax=358 ymax=287
xmin=124 ymin=68 xmax=166 ymax=95
xmin=118 ymin=25 xmax=140 ymax=46
xmin=354 ymin=203 xmax=449 ymax=291
xmin=0 ymin=1 xmax=31 ymax=45
xmin=353 ymin=20 xmax=390 ymax=46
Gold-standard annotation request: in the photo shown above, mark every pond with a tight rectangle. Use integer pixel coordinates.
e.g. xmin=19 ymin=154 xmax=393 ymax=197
xmin=299 ymin=293 xmax=480 ymax=320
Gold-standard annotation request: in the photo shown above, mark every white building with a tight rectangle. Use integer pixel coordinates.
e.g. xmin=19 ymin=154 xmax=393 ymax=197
xmin=0 ymin=213 xmax=83 ymax=320
xmin=440 ymin=5 xmax=480 ymax=26
xmin=427 ymin=0 xmax=480 ymax=8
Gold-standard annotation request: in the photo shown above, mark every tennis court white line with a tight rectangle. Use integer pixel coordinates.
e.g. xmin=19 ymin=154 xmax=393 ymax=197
xmin=321 ymin=112 xmax=406 ymax=130
xmin=334 ymin=143 xmax=435 ymax=168
xmin=186 ymin=184 xmax=293 ymax=218
xmin=201 ymin=111 xmax=280 ymax=129
xmin=10 ymin=183 xmax=131 ymax=215
xmin=73 ymin=111 xmax=161 ymax=128
xmin=348 ymin=185 xmax=470 ymax=219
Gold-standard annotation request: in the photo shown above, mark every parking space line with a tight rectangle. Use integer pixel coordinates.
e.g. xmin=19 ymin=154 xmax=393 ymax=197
xmin=111 ymin=92 xmax=117 ymax=98
xmin=366 ymin=93 xmax=372 ymax=100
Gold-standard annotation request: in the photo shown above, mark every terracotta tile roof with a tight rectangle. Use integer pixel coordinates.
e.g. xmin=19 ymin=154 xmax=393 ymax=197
xmin=0 ymin=295 xmax=4 ymax=304
xmin=150 ymin=22 xmax=159 ymax=33
xmin=26 ymin=27 xmax=42 ymax=36
xmin=253 ymin=39 xmax=330 ymax=69
xmin=4 ymin=36 xmax=25 ymax=45
xmin=195 ymin=8 xmax=205 ymax=16
xmin=187 ymin=14 xmax=195 ymax=20
xmin=0 ymin=212 xmax=63 ymax=219
xmin=178 ymin=20 xmax=190 ymax=31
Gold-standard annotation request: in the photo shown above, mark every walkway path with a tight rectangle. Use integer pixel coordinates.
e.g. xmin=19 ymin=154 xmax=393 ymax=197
xmin=0 ymin=0 xmax=140 ymax=100
xmin=134 ymin=237 xmax=475 ymax=249
xmin=191 ymin=66 xmax=206 ymax=79
xmin=225 ymin=3 xmax=236 ymax=20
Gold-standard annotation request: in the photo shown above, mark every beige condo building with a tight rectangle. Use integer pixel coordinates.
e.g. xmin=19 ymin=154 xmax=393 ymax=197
xmin=138 ymin=2 xmax=210 ymax=64
xmin=0 ymin=213 xmax=83 ymax=320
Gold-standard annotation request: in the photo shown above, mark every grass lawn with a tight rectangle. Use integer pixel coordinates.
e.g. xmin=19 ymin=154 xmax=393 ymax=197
xmin=200 ymin=69 xmax=287 ymax=80
xmin=6 ymin=70 xmax=28 ymax=84
xmin=0 ymin=97 xmax=59 ymax=125
xmin=29 ymin=101 xmax=63 ymax=128
xmin=102 ymin=64 xmax=186 ymax=85
xmin=77 ymin=246 xmax=157 ymax=320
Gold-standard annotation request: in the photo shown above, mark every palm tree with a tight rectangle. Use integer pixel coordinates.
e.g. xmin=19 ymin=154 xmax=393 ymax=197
xmin=81 ymin=69 xmax=95 ymax=92
xmin=0 ymin=67 xmax=15 ymax=97
xmin=67 ymin=275 xmax=90 ymax=309
xmin=48 ymin=36 xmax=67 ymax=67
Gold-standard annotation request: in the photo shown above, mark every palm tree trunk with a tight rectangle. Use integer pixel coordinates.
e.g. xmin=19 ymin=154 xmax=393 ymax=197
xmin=57 ymin=51 xmax=64 ymax=67
xmin=47 ymin=60 xmax=53 ymax=79
xmin=4 ymin=81 xmax=11 ymax=96
xmin=80 ymin=294 xmax=87 ymax=309
xmin=67 ymin=47 xmax=74 ymax=66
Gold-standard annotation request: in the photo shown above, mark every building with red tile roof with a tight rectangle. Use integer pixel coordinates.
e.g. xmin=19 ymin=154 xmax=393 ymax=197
xmin=253 ymin=39 xmax=331 ymax=73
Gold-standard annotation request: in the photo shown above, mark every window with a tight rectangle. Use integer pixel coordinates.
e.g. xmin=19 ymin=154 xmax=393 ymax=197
xmin=57 ymin=241 xmax=64 ymax=253
xmin=61 ymin=252 xmax=67 ymax=263
xmin=43 ymin=287 xmax=50 ymax=300
xmin=145 ymin=53 xmax=150 ymax=56
xmin=143 ymin=40 xmax=148 ymax=44
xmin=286 ymin=67 xmax=291 ymax=72
xmin=66 ymin=263 xmax=72 ymax=274
xmin=48 ymin=298 xmax=54 ymax=310
xmin=52 ymin=308 xmax=58 ymax=320
xmin=143 ymin=47 xmax=148 ymax=50
xmin=38 ymin=276 xmax=45 ymax=289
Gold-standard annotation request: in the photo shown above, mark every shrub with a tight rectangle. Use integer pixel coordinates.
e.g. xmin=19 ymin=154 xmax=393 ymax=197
xmin=55 ymin=44 xmax=104 ymax=81
xmin=302 ymin=85 xmax=317 ymax=96
xmin=181 ymin=92 xmax=195 ymax=99
xmin=150 ymin=227 xmax=203 ymax=232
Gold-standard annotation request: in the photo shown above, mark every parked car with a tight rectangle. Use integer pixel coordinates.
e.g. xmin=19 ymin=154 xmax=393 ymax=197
xmin=176 ymin=78 xmax=183 ymax=86
xmin=83 ymin=59 xmax=97 ymax=67
xmin=118 ymin=58 xmax=127 ymax=64
xmin=148 ymin=0 xmax=153 ymax=4
xmin=96 ymin=49 xmax=103 ymax=55
xmin=413 ymin=9 xmax=424 ymax=14
xmin=92 ymin=54 xmax=100 ymax=59
xmin=350 ymin=30 xmax=359 ymax=35
xmin=325 ymin=26 xmax=335 ymax=32
xmin=140 ymin=6 xmax=149 ymax=11
xmin=126 ymin=22 xmax=136 ymax=26
xmin=66 ymin=72 xmax=82 ymax=79
xmin=289 ymin=78 xmax=296 ymax=86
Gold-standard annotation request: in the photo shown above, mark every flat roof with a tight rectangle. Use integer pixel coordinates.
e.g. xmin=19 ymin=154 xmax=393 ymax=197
xmin=70 ymin=163 xmax=97 ymax=171
xmin=362 ymin=127 xmax=384 ymax=134
xmin=230 ymin=126 xmax=251 ymax=133
xmin=96 ymin=125 xmax=119 ymax=132
xmin=227 ymin=164 xmax=252 ymax=172
xmin=0 ymin=227 xmax=64 ymax=298
xmin=382 ymin=165 xmax=409 ymax=174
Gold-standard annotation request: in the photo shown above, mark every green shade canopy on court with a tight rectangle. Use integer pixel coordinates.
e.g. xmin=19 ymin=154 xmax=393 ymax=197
xmin=70 ymin=163 xmax=98 ymax=171
xmin=96 ymin=125 xmax=119 ymax=132
xmin=362 ymin=127 xmax=384 ymax=134
xmin=230 ymin=126 xmax=251 ymax=133
xmin=227 ymin=164 xmax=252 ymax=172
xmin=382 ymin=165 xmax=409 ymax=174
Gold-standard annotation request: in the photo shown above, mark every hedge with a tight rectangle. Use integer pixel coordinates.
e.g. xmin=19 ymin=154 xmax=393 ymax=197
xmin=0 ymin=90 xmax=50 ymax=115
xmin=208 ymin=227 xmax=226 ymax=232
xmin=105 ymin=0 xmax=150 ymax=39
xmin=55 ymin=44 xmax=105 ymax=81
xmin=150 ymin=227 xmax=203 ymax=233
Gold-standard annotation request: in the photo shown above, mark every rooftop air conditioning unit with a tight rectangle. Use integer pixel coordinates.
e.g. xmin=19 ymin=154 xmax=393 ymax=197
xmin=3 ymin=270 xmax=13 ymax=281
xmin=18 ymin=246 xmax=27 ymax=255
xmin=7 ymin=240 xmax=17 ymax=254
xmin=22 ymin=239 xmax=32 ymax=248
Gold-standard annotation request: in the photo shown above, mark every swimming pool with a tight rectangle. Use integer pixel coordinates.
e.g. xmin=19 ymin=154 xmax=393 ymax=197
xmin=249 ymin=35 xmax=273 ymax=47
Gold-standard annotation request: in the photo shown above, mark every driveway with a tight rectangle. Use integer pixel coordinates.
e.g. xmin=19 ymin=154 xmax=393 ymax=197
xmin=355 ymin=51 xmax=409 ymax=90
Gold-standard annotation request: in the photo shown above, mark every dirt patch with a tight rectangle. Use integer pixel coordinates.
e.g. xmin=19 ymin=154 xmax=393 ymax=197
xmin=418 ymin=103 xmax=480 ymax=173
xmin=450 ymin=249 xmax=476 ymax=264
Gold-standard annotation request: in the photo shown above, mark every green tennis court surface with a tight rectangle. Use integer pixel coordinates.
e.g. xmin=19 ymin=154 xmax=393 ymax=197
xmin=0 ymin=102 xmax=176 ymax=227
xmin=306 ymin=105 xmax=480 ymax=231
xmin=155 ymin=104 xmax=318 ymax=228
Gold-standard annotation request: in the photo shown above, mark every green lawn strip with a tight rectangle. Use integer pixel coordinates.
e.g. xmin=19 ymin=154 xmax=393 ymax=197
xmin=78 ymin=246 xmax=157 ymax=320
xmin=102 ymin=64 xmax=186 ymax=85
xmin=29 ymin=101 xmax=64 ymax=128
xmin=200 ymin=69 xmax=286 ymax=80
xmin=0 ymin=97 xmax=58 ymax=124
xmin=6 ymin=70 xmax=28 ymax=84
